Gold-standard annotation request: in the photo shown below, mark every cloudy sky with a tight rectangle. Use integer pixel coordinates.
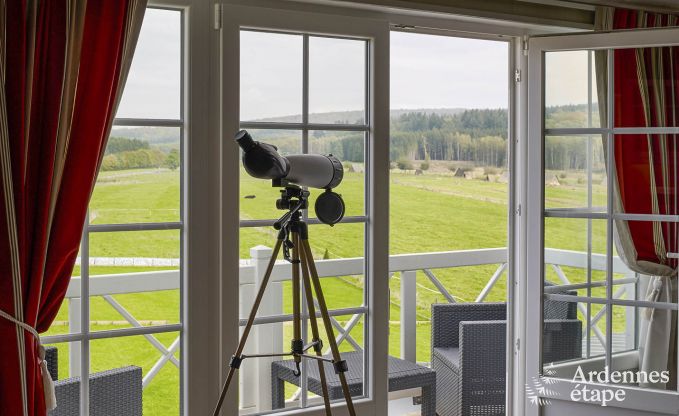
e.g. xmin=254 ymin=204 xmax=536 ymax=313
xmin=116 ymin=8 xmax=592 ymax=121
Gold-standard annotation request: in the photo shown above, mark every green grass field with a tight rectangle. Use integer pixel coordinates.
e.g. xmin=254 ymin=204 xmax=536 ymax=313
xmin=45 ymin=164 xmax=622 ymax=414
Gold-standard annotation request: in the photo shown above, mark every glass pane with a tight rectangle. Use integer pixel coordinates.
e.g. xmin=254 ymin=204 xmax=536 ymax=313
xmin=612 ymin=304 xmax=637 ymax=355
xmin=42 ymin=341 xmax=80 ymax=390
xmin=541 ymin=299 xmax=595 ymax=380
xmin=240 ymin=30 xmax=303 ymax=122
xmin=240 ymin=226 xmax=278 ymax=259
xmin=116 ymin=9 xmax=181 ymax=120
xmin=390 ymin=32 xmax=508 ymax=113
xmin=309 ymin=37 xmax=366 ymax=124
xmin=613 ymin=47 xmax=679 ymax=128
xmin=542 ymin=298 xmax=588 ymax=366
xmin=614 ymin=220 xmax=678 ymax=275
xmin=88 ymin=230 xmax=180 ymax=331
xmin=90 ymin=333 xmax=181 ymax=415
xmin=307 ymin=222 xmax=364 ymax=259
xmin=45 ymin=252 xmax=81 ymax=337
xmin=580 ymin=301 xmax=608 ymax=360
xmin=93 ymin=127 xmax=180 ymax=224
xmin=611 ymin=134 xmax=678 ymax=215
xmin=309 ymin=130 xmax=365 ymax=218
xmin=611 ymin=303 xmax=677 ymax=391
xmin=545 ymin=50 xmax=600 ymax=129
xmin=544 ymin=218 xmax=608 ymax=297
xmin=238 ymin=222 xmax=366 ymax=413
xmin=387 ymin=274 xmax=434 ymax=362
xmin=307 ymin=223 xmax=365 ymax=310
xmin=239 ymin=130 xmax=302 ymax=221
xmin=390 ymin=159 xmax=508 ymax=255
xmin=244 ymin=314 xmax=366 ymax=413
xmin=544 ymin=135 xmax=607 ymax=212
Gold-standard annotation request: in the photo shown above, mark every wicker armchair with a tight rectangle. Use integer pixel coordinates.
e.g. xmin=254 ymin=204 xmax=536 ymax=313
xmin=432 ymin=294 xmax=581 ymax=416
xmin=44 ymin=346 xmax=143 ymax=416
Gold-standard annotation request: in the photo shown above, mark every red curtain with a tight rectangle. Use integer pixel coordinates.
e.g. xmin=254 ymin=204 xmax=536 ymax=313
xmin=0 ymin=1 xmax=145 ymax=414
xmin=595 ymin=6 xmax=679 ymax=390
xmin=612 ymin=9 xmax=679 ymax=271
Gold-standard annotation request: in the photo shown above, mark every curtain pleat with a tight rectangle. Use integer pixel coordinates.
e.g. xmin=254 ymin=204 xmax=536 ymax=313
xmin=0 ymin=1 xmax=147 ymax=414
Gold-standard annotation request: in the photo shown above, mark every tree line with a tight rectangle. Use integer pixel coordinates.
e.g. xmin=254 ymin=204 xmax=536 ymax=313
xmin=315 ymin=106 xmax=599 ymax=171
xmin=101 ymin=137 xmax=179 ymax=171
xmin=101 ymin=106 xmax=597 ymax=172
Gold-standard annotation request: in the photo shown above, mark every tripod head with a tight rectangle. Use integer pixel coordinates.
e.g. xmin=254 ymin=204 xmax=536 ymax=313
xmin=273 ymin=185 xmax=308 ymax=231
xmin=272 ymin=181 xmax=345 ymax=230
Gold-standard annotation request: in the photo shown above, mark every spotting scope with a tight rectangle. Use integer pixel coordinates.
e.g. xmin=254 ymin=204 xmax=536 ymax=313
xmin=235 ymin=129 xmax=343 ymax=190
xmin=235 ymin=129 xmax=346 ymax=226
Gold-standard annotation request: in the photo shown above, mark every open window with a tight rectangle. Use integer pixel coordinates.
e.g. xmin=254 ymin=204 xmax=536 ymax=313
xmin=527 ymin=25 xmax=679 ymax=415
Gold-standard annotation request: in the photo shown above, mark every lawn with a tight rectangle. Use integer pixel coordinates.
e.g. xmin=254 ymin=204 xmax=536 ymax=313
xmin=45 ymin=164 xmax=623 ymax=414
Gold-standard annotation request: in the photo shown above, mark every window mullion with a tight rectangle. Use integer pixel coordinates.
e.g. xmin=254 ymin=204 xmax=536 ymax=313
xmin=605 ymin=48 xmax=615 ymax=370
xmin=113 ymin=118 xmax=183 ymax=127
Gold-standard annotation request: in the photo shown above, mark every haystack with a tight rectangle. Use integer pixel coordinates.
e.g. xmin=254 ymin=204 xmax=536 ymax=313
xmin=546 ymin=174 xmax=561 ymax=186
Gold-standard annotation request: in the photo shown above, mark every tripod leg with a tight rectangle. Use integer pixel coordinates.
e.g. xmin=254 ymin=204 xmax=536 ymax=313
xmin=212 ymin=237 xmax=284 ymax=416
xmin=300 ymin=239 xmax=357 ymax=416
xmin=297 ymin=233 xmax=332 ymax=415
xmin=291 ymin=231 xmax=303 ymax=372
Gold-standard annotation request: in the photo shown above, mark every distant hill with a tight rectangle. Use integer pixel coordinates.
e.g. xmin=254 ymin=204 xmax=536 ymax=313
xmin=250 ymin=108 xmax=469 ymax=124
xmin=110 ymin=127 xmax=179 ymax=148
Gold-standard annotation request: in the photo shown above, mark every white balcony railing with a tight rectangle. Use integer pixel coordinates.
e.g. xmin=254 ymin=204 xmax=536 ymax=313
xmin=59 ymin=246 xmax=637 ymax=412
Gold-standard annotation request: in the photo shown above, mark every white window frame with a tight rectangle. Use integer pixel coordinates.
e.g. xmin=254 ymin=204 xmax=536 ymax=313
xmin=220 ymin=4 xmax=390 ymax=416
xmin=525 ymin=27 xmax=679 ymax=415
xmin=237 ymin=26 xmax=370 ymax=414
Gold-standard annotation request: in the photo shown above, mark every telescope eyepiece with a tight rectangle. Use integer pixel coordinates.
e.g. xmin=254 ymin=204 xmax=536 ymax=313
xmin=235 ymin=129 xmax=256 ymax=152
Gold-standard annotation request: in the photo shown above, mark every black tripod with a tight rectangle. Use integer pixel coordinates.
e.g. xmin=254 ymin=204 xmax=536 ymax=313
xmin=212 ymin=185 xmax=356 ymax=416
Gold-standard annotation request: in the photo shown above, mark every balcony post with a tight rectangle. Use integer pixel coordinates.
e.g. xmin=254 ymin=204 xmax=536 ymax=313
xmin=68 ymin=297 xmax=81 ymax=377
xmin=239 ymin=268 xmax=257 ymax=411
xmin=251 ymin=245 xmax=283 ymax=412
xmin=400 ymin=270 xmax=417 ymax=362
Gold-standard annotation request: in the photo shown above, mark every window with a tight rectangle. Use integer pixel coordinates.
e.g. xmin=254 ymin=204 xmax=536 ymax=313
xmin=541 ymin=47 xmax=678 ymax=384
xmin=43 ymin=8 xmax=185 ymax=415
xmin=237 ymin=29 xmax=370 ymax=414
xmin=527 ymin=27 xmax=679 ymax=415
xmin=389 ymin=29 xmax=510 ymax=355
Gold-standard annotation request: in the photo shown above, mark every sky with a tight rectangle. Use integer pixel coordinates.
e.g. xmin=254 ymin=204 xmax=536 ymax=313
xmin=116 ymin=9 xmax=181 ymax=120
xmin=545 ymin=50 xmax=595 ymax=108
xmin=116 ymin=9 xmax=593 ymax=121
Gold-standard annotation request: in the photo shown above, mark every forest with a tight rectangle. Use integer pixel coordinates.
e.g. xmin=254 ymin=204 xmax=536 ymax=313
xmin=312 ymin=105 xmax=601 ymax=170
xmin=101 ymin=137 xmax=179 ymax=171
xmin=105 ymin=105 xmax=601 ymax=171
